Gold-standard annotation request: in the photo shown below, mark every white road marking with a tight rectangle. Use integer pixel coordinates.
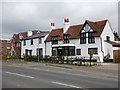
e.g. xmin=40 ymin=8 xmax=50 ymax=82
xmin=52 ymin=81 xmax=82 ymax=88
xmin=47 ymin=65 xmax=72 ymax=70
xmin=5 ymin=72 xmax=34 ymax=79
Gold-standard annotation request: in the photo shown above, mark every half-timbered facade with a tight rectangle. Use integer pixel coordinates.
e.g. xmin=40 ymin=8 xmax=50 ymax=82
xmin=45 ymin=19 xmax=120 ymax=62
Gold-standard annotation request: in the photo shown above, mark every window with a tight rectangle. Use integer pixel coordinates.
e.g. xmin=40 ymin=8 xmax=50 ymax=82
xmin=62 ymin=46 xmax=75 ymax=56
xmin=16 ymin=43 xmax=20 ymax=47
xmin=36 ymin=48 xmax=43 ymax=56
xmin=80 ymin=33 xmax=86 ymax=44
xmin=106 ymin=36 xmax=110 ymax=41
xmin=25 ymin=49 xmax=28 ymax=55
xmin=38 ymin=38 xmax=42 ymax=44
xmin=69 ymin=46 xmax=75 ymax=56
xmin=12 ymin=51 xmax=15 ymax=55
xmin=31 ymin=39 xmax=33 ymax=45
xmin=63 ymin=35 xmax=69 ymax=44
xmin=23 ymin=40 xmax=26 ymax=46
xmin=52 ymin=48 xmax=57 ymax=56
xmin=51 ymin=36 xmax=58 ymax=45
xmin=62 ymin=47 xmax=69 ymax=56
xmin=7 ymin=40 xmax=10 ymax=43
xmin=88 ymin=32 xmax=95 ymax=43
xmin=88 ymin=48 xmax=98 ymax=54
xmin=7 ymin=47 xmax=10 ymax=49
xmin=25 ymin=49 xmax=32 ymax=56
xmin=84 ymin=24 xmax=90 ymax=32
xmin=76 ymin=49 xmax=81 ymax=55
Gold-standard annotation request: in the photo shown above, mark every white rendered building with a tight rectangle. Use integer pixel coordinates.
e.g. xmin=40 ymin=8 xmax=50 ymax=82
xmin=21 ymin=31 xmax=49 ymax=58
xmin=21 ymin=19 xmax=120 ymax=62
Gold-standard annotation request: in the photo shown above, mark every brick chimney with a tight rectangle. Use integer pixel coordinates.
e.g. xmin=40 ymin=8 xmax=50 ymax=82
xmin=63 ymin=18 xmax=70 ymax=33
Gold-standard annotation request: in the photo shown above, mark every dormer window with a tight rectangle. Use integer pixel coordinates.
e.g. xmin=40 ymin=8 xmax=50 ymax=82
xmin=106 ymin=36 xmax=110 ymax=41
xmin=63 ymin=35 xmax=69 ymax=44
xmin=88 ymin=32 xmax=95 ymax=43
xmin=80 ymin=33 xmax=86 ymax=44
xmin=51 ymin=36 xmax=58 ymax=45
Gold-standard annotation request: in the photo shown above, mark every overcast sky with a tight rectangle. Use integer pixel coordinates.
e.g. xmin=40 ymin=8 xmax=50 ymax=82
xmin=1 ymin=0 xmax=119 ymax=39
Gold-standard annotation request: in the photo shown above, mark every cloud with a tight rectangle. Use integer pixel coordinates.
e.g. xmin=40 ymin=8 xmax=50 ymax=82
xmin=1 ymin=1 xmax=118 ymax=39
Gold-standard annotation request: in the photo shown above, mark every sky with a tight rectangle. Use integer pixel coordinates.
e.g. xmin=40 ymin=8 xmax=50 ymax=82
xmin=0 ymin=0 xmax=119 ymax=39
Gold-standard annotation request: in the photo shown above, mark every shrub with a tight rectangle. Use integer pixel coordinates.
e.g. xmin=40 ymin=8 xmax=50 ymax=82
xmin=103 ymin=53 xmax=110 ymax=62
xmin=24 ymin=55 xmax=37 ymax=62
xmin=2 ymin=55 xmax=20 ymax=60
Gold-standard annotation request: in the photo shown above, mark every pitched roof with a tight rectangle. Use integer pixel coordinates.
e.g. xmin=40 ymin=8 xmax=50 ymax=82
xmin=12 ymin=34 xmax=19 ymax=42
xmin=20 ymin=32 xmax=27 ymax=38
xmin=45 ymin=19 xmax=108 ymax=42
xmin=94 ymin=20 xmax=107 ymax=36
xmin=65 ymin=24 xmax=83 ymax=39
xmin=82 ymin=20 xmax=107 ymax=36
xmin=22 ymin=31 xmax=50 ymax=40
xmin=45 ymin=28 xmax=63 ymax=42
xmin=105 ymin=41 xmax=120 ymax=47
xmin=11 ymin=30 xmax=41 ymax=42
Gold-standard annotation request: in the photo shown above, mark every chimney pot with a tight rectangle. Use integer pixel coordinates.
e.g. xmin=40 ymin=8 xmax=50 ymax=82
xmin=50 ymin=22 xmax=55 ymax=29
xmin=51 ymin=22 xmax=55 ymax=26
xmin=64 ymin=18 xmax=69 ymax=23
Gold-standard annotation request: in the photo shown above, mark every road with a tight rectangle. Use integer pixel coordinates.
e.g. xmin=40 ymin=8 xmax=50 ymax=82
xmin=2 ymin=61 xmax=119 ymax=89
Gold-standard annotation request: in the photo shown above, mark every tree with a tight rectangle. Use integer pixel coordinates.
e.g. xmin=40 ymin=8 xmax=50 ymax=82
xmin=89 ymin=50 xmax=94 ymax=66
xmin=113 ymin=31 xmax=120 ymax=41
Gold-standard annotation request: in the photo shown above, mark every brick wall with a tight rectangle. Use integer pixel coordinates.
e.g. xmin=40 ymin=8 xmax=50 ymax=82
xmin=113 ymin=50 xmax=120 ymax=63
xmin=0 ymin=39 xmax=11 ymax=56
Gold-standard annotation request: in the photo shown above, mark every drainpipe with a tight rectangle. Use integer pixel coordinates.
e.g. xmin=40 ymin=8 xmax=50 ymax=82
xmin=100 ymin=37 xmax=104 ymax=61
xmin=45 ymin=41 xmax=46 ymax=56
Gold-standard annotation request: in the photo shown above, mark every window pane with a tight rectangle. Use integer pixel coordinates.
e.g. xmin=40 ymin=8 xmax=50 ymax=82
xmin=38 ymin=38 xmax=42 ymax=44
xmin=63 ymin=47 xmax=69 ymax=56
xmin=80 ymin=33 xmax=86 ymax=44
xmin=51 ymin=36 xmax=58 ymax=45
xmin=76 ymin=49 xmax=81 ymax=55
xmin=37 ymin=48 xmax=43 ymax=56
xmin=80 ymin=38 xmax=86 ymax=44
xmin=63 ymin=35 xmax=69 ymax=44
xmin=52 ymin=48 xmax=57 ymax=56
xmin=106 ymin=36 xmax=110 ymax=41
xmin=88 ymin=48 xmax=98 ymax=54
xmin=69 ymin=46 xmax=75 ymax=56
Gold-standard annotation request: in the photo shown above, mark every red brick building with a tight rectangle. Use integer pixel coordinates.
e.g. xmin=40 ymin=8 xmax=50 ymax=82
xmin=0 ymin=39 xmax=11 ymax=56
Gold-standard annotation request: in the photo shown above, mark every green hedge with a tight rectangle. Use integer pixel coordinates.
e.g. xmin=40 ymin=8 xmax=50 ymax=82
xmin=2 ymin=55 xmax=20 ymax=60
xmin=23 ymin=55 xmax=97 ymax=66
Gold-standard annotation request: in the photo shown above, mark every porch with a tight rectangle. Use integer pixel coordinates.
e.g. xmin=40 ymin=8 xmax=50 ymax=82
xmin=52 ymin=44 xmax=75 ymax=56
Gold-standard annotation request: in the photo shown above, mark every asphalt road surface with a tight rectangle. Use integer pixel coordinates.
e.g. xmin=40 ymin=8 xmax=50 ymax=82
xmin=2 ymin=61 xmax=118 ymax=89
